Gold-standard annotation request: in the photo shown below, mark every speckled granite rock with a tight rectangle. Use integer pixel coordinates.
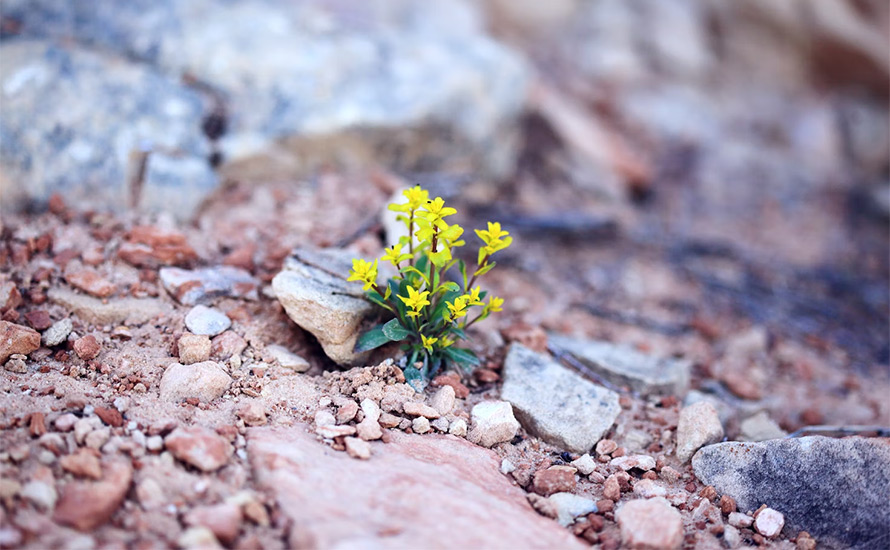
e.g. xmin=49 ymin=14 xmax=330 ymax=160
xmin=0 ymin=40 xmax=216 ymax=217
xmin=692 ymin=436 xmax=890 ymax=549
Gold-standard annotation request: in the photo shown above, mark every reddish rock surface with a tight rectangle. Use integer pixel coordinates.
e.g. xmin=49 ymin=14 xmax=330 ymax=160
xmin=54 ymin=460 xmax=133 ymax=531
xmin=118 ymin=226 xmax=197 ymax=268
xmin=165 ymin=427 xmax=233 ymax=472
xmin=533 ymin=467 xmax=577 ymax=496
xmin=0 ymin=320 xmax=41 ymax=363
xmin=64 ymin=268 xmax=116 ymax=298
xmin=94 ymin=406 xmax=123 ymax=428
xmin=73 ymin=334 xmax=101 ymax=360
xmin=248 ymin=426 xmax=587 ymax=549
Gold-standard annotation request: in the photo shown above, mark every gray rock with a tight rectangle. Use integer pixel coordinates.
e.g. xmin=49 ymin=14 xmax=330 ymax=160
xmin=271 ymin=248 xmax=373 ymax=366
xmin=739 ymin=411 xmax=787 ymax=442
xmin=501 ymin=343 xmax=620 ymax=453
xmin=675 ymin=401 xmax=724 ymax=463
xmin=547 ymin=493 xmax=597 ymax=527
xmin=42 ymin=318 xmax=73 ymax=347
xmin=184 ymin=305 xmax=231 ymax=336
xmin=9 ymin=0 xmax=528 ymax=177
xmin=692 ymin=437 xmax=890 ymax=549
xmin=548 ymin=334 xmax=690 ymax=396
xmin=159 ymin=266 xmax=259 ymax=305
xmin=466 ymin=401 xmax=520 ymax=448
xmin=0 ymin=40 xmax=215 ymax=217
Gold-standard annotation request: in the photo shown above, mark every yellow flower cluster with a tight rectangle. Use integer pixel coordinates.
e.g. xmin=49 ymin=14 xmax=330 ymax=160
xmin=348 ymin=185 xmax=511 ymax=375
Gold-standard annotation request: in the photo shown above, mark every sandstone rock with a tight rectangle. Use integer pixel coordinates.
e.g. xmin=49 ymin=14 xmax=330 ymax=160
xmin=344 ymin=437 xmax=371 ymax=460
xmin=335 ymin=401 xmax=359 ymax=424
xmin=403 ymin=402 xmax=441 ymax=419
xmin=54 ymin=460 xmax=132 ymax=531
xmin=119 ymin=226 xmax=199 ymax=268
xmin=533 ymin=467 xmax=576 ymax=496
xmin=548 ymin=493 xmax=597 ymax=527
xmin=247 ymin=426 xmax=586 ymax=549
xmin=64 ymin=267 xmax=115 ymax=298
xmin=429 ymin=385 xmax=456 ymax=416
xmin=316 ymin=425 xmax=356 ymax=439
xmin=675 ymin=401 xmax=724 ymax=463
xmin=448 ymin=418 xmax=468 ymax=437
xmin=271 ymin=249 xmax=373 ymax=366
xmin=165 ymin=427 xmax=233 ymax=472
xmin=94 ymin=406 xmax=123 ymax=428
xmin=0 ymin=283 xmax=22 ymax=314
xmin=72 ymin=335 xmax=101 ymax=360
xmin=612 ymin=455 xmax=657 ymax=471
xmin=501 ymin=343 xmax=619 ymax=453
xmin=616 ymin=497 xmax=683 ymax=550
xmin=754 ymin=507 xmax=785 ymax=538
xmin=178 ymin=333 xmax=211 ymax=365
xmin=265 ymin=344 xmax=310 ymax=372
xmin=21 ymin=480 xmax=57 ymax=511
xmin=570 ymin=454 xmax=597 ymax=476
xmin=184 ymin=305 xmax=231 ymax=336
xmin=467 ymin=401 xmax=520 ymax=448
xmin=412 ymin=417 xmax=431 ymax=434
xmin=236 ymin=401 xmax=267 ymax=427
xmin=0 ymin=41 xmax=216 ymax=217
xmin=60 ymin=449 xmax=102 ymax=480
xmin=54 ymin=413 xmax=78 ymax=432
xmin=547 ymin=334 xmax=690 ymax=396
xmin=159 ymin=266 xmax=259 ymax=305
xmin=42 ymin=318 xmax=73 ymax=347
xmin=692 ymin=437 xmax=890 ymax=549
xmin=159 ymin=361 xmax=231 ymax=403
xmin=633 ymin=479 xmax=667 ymax=498
xmin=184 ymin=503 xmax=243 ymax=545
xmin=0 ymin=321 xmax=40 ymax=363
xmin=210 ymin=331 xmax=247 ymax=361
xmin=178 ymin=527 xmax=222 ymax=550
xmin=728 ymin=512 xmax=753 ymax=529
xmin=48 ymin=287 xmax=171 ymax=325
xmin=430 ymin=372 xmax=470 ymax=399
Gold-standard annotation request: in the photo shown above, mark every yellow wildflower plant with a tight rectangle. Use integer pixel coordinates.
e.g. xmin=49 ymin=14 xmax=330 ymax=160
xmin=350 ymin=186 xmax=511 ymax=387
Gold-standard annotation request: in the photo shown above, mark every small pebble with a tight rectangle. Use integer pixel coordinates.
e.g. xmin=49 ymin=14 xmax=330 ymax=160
xmin=184 ymin=305 xmax=231 ymax=336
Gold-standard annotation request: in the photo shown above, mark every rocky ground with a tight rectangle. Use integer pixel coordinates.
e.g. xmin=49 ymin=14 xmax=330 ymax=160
xmin=1 ymin=1 xmax=889 ymax=549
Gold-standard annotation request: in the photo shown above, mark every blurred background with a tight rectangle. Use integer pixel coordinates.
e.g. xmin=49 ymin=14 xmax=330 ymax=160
xmin=1 ymin=0 xmax=888 ymax=413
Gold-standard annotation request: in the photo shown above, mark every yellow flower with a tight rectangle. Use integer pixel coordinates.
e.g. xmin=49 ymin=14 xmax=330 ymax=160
xmin=465 ymin=286 xmax=484 ymax=306
xmin=475 ymin=221 xmax=512 ymax=264
xmin=418 ymin=197 xmax=457 ymax=226
xmin=475 ymin=221 xmax=510 ymax=245
xmin=388 ymin=185 xmax=429 ymax=214
xmin=397 ymin=285 xmax=430 ymax=318
xmin=421 ymin=334 xmax=438 ymax=353
xmin=347 ymin=258 xmax=378 ymax=291
xmin=439 ymin=334 xmax=455 ymax=348
xmin=381 ymin=243 xmax=412 ymax=267
xmin=446 ymin=295 xmax=469 ymax=320
xmin=485 ymin=296 xmax=504 ymax=314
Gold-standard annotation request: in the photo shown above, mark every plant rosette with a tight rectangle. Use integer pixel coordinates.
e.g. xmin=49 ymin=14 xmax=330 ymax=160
xmin=348 ymin=185 xmax=509 ymax=390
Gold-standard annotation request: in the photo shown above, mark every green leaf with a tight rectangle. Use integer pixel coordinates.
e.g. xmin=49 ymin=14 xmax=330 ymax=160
xmin=431 ymin=290 xmax=459 ymax=324
xmin=450 ymin=327 xmax=467 ymax=340
xmin=382 ymin=318 xmax=411 ymax=341
xmin=459 ymin=259 xmax=468 ymax=290
xmin=443 ymin=347 xmax=480 ymax=367
xmin=439 ymin=281 xmax=460 ymax=292
xmin=354 ymin=324 xmax=390 ymax=352
xmin=473 ymin=261 xmax=496 ymax=277
xmin=400 ymin=266 xmax=429 ymax=286
xmin=404 ymin=365 xmax=427 ymax=392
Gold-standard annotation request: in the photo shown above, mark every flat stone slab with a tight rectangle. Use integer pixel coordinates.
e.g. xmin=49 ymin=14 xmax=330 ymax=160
xmin=247 ymin=426 xmax=586 ymax=550
xmin=692 ymin=436 xmax=890 ymax=549
xmin=501 ymin=343 xmax=620 ymax=453
xmin=548 ymin=334 xmax=690 ymax=396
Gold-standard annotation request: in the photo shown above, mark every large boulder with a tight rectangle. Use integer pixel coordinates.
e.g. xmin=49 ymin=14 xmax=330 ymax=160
xmin=692 ymin=436 xmax=890 ymax=549
xmin=501 ymin=343 xmax=620 ymax=453
xmin=7 ymin=0 xmax=528 ymax=178
xmin=247 ymin=425 xmax=586 ymax=549
xmin=0 ymin=40 xmax=216 ymax=217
